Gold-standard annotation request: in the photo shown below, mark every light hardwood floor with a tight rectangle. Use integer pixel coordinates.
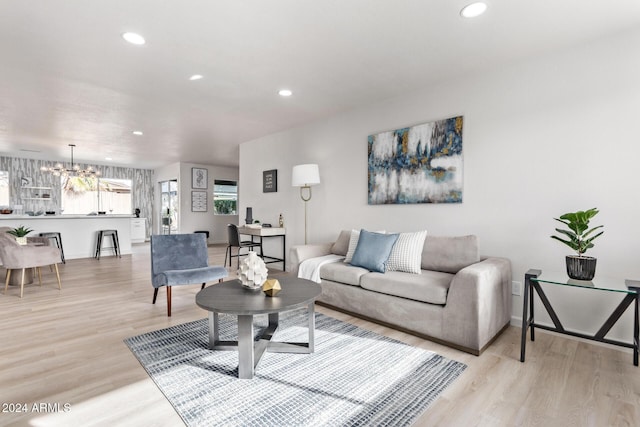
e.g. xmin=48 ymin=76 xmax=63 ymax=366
xmin=0 ymin=244 xmax=638 ymax=426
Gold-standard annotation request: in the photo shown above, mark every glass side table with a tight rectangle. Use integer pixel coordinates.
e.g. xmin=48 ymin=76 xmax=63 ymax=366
xmin=520 ymin=269 xmax=639 ymax=366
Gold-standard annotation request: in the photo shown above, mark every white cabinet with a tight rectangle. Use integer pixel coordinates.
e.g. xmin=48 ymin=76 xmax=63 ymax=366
xmin=131 ymin=218 xmax=147 ymax=243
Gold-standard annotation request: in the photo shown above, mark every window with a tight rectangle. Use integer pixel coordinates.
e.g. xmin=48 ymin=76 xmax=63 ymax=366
xmin=213 ymin=180 xmax=237 ymax=215
xmin=61 ymin=176 xmax=132 ymax=215
xmin=0 ymin=171 xmax=9 ymax=206
xmin=99 ymin=178 xmax=132 ymax=214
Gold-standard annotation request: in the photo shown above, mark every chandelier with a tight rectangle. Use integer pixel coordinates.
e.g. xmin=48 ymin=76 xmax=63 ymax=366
xmin=40 ymin=144 xmax=101 ymax=177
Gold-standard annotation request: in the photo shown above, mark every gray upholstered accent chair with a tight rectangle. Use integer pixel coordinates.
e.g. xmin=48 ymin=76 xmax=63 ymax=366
xmin=225 ymin=223 xmax=263 ymax=268
xmin=150 ymin=233 xmax=228 ymax=317
xmin=0 ymin=227 xmax=62 ymax=298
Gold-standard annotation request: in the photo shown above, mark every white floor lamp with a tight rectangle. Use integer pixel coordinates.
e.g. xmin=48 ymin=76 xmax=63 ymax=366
xmin=292 ymin=164 xmax=320 ymax=244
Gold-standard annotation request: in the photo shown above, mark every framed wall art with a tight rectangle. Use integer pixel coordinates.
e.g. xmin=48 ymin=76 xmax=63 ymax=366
xmin=192 ymin=167 xmax=208 ymax=189
xmin=263 ymin=169 xmax=277 ymax=193
xmin=191 ymin=191 xmax=207 ymax=212
xmin=368 ymin=115 xmax=463 ymax=205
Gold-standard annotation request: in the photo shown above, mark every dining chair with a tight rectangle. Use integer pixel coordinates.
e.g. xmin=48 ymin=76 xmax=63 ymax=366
xmin=224 ymin=224 xmax=263 ymax=268
xmin=0 ymin=227 xmax=62 ymax=298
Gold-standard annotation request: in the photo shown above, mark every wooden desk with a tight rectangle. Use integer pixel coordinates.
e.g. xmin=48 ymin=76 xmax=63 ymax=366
xmin=237 ymin=226 xmax=286 ymax=270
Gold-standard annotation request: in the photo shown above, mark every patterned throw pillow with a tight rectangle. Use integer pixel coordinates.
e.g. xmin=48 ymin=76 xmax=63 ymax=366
xmin=386 ymin=230 xmax=428 ymax=274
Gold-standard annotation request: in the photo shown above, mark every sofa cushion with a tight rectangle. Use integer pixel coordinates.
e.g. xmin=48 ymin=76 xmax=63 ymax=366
xmin=330 ymin=230 xmax=351 ymax=256
xmin=360 ymin=270 xmax=453 ymax=305
xmin=386 ymin=230 xmax=428 ymax=274
xmin=320 ymin=262 xmax=369 ymax=286
xmin=350 ymin=230 xmax=399 ymax=273
xmin=421 ymin=235 xmax=480 ymax=274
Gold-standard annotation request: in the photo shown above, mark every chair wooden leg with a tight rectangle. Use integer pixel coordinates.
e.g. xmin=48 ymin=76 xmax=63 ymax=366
xmin=224 ymin=246 xmax=229 ymax=267
xmin=5 ymin=269 xmax=11 ymax=294
xmin=152 ymin=288 xmax=159 ymax=304
xmin=166 ymin=286 xmax=172 ymax=317
xmin=37 ymin=267 xmax=42 ymax=286
xmin=53 ymin=264 xmax=62 ymax=290
xmin=20 ymin=268 xmax=26 ymax=298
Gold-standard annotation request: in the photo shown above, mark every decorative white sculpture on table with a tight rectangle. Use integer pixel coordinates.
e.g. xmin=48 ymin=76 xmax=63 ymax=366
xmin=238 ymin=251 xmax=268 ymax=290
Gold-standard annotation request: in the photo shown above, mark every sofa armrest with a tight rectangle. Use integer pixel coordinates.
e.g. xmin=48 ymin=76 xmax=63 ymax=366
xmin=288 ymin=243 xmax=333 ymax=274
xmin=443 ymin=257 xmax=512 ymax=352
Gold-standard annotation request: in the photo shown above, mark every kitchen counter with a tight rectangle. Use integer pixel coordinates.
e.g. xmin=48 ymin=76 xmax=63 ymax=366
xmin=0 ymin=214 xmax=135 ymax=219
xmin=0 ymin=215 xmax=135 ymax=259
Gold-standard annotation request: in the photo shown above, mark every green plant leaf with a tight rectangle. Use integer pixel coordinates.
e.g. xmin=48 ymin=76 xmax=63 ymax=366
xmin=551 ymin=208 xmax=602 ymax=256
xmin=6 ymin=225 xmax=33 ymax=237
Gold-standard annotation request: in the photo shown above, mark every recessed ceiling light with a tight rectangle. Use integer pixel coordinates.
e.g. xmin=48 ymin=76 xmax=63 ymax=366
xmin=278 ymin=89 xmax=293 ymax=97
xmin=105 ymin=157 xmax=113 ymax=161
xmin=460 ymin=2 xmax=487 ymax=18
xmin=189 ymin=74 xmax=204 ymax=81
xmin=122 ymin=32 xmax=146 ymax=45
xmin=132 ymin=130 xmax=143 ymax=136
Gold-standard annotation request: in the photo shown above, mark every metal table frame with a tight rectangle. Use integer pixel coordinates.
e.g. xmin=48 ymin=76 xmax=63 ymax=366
xmin=520 ymin=269 xmax=639 ymax=366
xmin=208 ymin=302 xmax=315 ymax=379
xmin=238 ymin=226 xmax=286 ymax=271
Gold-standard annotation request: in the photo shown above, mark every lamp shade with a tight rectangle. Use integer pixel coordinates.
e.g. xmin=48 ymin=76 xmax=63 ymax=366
xmin=292 ymin=164 xmax=320 ymax=187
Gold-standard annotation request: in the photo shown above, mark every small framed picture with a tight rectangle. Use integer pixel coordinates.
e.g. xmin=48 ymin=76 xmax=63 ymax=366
xmin=191 ymin=191 xmax=207 ymax=212
xmin=192 ymin=168 xmax=208 ymax=189
xmin=263 ymin=169 xmax=277 ymax=193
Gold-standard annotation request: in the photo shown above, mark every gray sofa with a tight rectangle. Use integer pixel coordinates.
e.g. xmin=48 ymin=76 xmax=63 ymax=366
xmin=290 ymin=230 xmax=512 ymax=355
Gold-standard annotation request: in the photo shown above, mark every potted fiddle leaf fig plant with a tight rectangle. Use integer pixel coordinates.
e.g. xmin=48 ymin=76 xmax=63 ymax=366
xmin=550 ymin=208 xmax=604 ymax=280
xmin=6 ymin=225 xmax=34 ymax=245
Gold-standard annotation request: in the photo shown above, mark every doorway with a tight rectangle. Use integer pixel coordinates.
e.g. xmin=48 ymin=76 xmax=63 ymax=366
xmin=159 ymin=180 xmax=178 ymax=234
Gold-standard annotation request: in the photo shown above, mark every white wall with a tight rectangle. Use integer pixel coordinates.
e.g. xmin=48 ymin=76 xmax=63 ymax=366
xmin=179 ymin=162 xmax=239 ymax=243
xmin=240 ymin=27 xmax=640 ymax=342
xmin=153 ymin=162 xmax=239 ymax=243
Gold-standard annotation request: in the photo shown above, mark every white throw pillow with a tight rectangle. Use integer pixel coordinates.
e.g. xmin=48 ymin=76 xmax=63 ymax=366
xmin=344 ymin=229 xmax=360 ymax=263
xmin=386 ymin=230 xmax=428 ymax=274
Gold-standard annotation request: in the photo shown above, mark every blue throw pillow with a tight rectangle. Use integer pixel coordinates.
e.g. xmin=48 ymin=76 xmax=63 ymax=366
xmin=350 ymin=229 xmax=399 ymax=273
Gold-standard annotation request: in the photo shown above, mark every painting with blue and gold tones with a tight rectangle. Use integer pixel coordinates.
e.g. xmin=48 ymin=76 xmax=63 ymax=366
xmin=368 ymin=116 xmax=463 ymax=204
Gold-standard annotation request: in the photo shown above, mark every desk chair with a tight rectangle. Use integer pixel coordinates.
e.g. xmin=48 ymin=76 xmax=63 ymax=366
xmin=225 ymin=224 xmax=263 ymax=268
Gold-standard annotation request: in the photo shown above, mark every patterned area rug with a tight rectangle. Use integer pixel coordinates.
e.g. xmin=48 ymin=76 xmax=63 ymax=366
xmin=125 ymin=310 xmax=466 ymax=427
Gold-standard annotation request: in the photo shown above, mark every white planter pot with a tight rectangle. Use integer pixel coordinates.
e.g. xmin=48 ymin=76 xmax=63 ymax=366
xmin=15 ymin=236 xmax=27 ymax=245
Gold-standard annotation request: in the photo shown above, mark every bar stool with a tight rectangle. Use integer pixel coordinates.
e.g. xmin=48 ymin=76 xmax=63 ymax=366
xmin=39 ymin=232 xmax=66 ymax=264
xmin=95 ymin=230 xmax=121 ymax=260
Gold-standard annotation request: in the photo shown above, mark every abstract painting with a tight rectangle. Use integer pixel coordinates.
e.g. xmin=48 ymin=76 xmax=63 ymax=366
xmin=368 ymin=116 xmax=463 ymax=204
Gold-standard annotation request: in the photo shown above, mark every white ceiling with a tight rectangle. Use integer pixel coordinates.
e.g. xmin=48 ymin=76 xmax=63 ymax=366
xmin=1 ymin=0 xmax=639 ymax=169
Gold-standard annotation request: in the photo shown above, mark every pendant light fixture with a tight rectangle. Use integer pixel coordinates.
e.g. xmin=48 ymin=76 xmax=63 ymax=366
xmin=40 ymin=144 xmax=101 ymax=177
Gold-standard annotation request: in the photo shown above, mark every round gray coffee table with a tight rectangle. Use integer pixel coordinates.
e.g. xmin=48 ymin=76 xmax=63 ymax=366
xmin=196 ymin=276 xmax=322 ymax=379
